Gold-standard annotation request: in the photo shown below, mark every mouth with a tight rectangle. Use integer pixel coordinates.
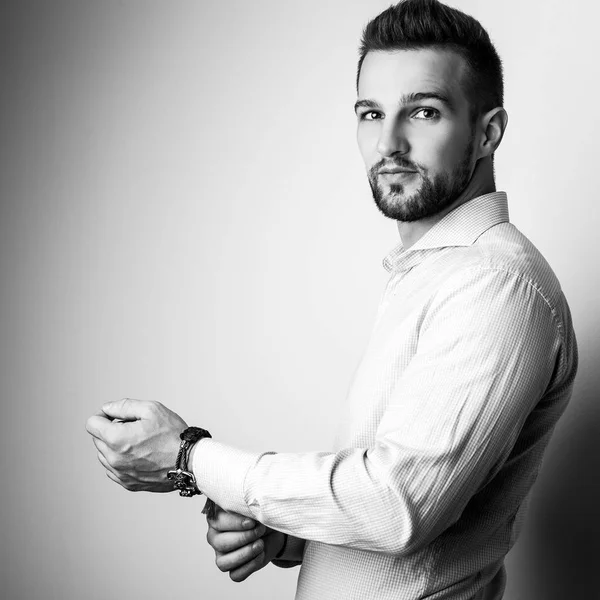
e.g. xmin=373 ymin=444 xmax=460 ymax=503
xmin=378 ymin=170 xmax=418 ymax=181
xmin=378 ymin=168 xmax=417 ymax=175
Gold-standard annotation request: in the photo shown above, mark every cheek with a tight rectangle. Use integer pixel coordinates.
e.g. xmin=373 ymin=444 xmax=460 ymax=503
xmin=356 ymin=124 xmax=379 ymax=166
xmin=413 ymin=124 xmax=469 ymax=172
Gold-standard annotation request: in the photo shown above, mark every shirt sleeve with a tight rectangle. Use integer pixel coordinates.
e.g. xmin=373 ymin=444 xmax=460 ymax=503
xmin=192 ymin=266 xmax=564 ymax=556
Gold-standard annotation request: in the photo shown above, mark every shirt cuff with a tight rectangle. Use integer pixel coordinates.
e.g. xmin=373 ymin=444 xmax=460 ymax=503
xmin=271 ymin=534 xmax=306 ymax=568
xmin=190 ymin=438 xmax=262 ymax=517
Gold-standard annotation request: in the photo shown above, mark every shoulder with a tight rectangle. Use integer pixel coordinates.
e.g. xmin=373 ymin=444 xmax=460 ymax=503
xmin=434 ymin=223 xmax=572 ymax=341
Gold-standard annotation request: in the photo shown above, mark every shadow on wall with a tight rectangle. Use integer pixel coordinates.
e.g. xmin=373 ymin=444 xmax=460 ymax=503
xmin=507 ymin=345 xmax=600 ymax=599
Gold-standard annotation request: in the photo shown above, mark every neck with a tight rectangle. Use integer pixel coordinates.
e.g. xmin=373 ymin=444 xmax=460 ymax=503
xmin=397 ymin=156 xmax=496 ymax=249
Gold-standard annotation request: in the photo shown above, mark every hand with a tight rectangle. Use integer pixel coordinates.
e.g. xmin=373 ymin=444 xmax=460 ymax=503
xmin=206 ymin=506 xmax=286 ymax=582
xmin=85 ymin=398 xmax=187 ymax=492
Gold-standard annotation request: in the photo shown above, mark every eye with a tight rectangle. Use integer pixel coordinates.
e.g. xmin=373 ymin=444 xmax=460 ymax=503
xmin=360 ymin=110 xmax=383 ymax=121
xmin=413 ymin=108 xmax=440 ymax=120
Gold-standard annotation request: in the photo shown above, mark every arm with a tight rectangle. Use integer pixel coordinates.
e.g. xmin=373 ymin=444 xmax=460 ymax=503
xmin=192 ymin=267 xmax=567 ymax=555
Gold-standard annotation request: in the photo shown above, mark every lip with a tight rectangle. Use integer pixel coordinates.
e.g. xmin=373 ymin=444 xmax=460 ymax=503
xmin=378 ymin=168 xmax=417 ymax=175
xmin=379 ymin=170 xmax=417 ymax=176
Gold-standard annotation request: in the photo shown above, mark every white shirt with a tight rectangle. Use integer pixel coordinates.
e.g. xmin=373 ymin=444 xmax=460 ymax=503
xmin=193 ymin=192 xmax=578 ymax=599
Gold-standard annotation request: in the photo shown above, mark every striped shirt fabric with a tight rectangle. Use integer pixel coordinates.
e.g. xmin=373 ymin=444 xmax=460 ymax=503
xmin=193 ymin=192 xmax=577 ymax=600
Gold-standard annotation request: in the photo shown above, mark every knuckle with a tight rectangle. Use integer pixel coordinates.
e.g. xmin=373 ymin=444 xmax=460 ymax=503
xmin=215 ymin=555 xmax=227 ymax=572
xmin=102 ymin=427 xmax=115 ymax=446
xmin=211 ymin=537 xmax=224 ymax=552
xmin=105 ymin=427 xmax=123 ymax=449
xmin=102 ymin=449 xmax=115 ymax=467
xmin=109 ymin=454 xmax=123 ymax=469
xmin=147 ymin=400 xmax=162 ymax=414
xmin=237 ymin=545 xmax=250 ymax=562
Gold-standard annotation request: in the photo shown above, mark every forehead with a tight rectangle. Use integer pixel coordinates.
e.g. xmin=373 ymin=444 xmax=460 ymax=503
xmin=358 ymin=48 xmax=469 ymax=106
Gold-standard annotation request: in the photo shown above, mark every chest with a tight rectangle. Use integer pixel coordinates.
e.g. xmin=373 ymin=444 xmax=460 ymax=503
xmin=333 ymin=258 xmax=458 ymax=450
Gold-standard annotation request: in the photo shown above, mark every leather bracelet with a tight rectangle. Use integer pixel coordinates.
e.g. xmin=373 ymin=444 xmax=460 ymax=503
xmin=275 ymin=533 xmax=288 ymax=559
xmin=167 ymin=426 xmax=212 ymax=497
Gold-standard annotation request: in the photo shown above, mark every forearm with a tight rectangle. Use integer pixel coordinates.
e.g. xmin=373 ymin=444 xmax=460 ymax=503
xmin=192 ymin=437 xmax=435 ymax=555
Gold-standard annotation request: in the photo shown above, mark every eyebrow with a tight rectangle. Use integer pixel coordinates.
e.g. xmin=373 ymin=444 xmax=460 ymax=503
xmin=354 ymin=91 xmax=455 ymax=114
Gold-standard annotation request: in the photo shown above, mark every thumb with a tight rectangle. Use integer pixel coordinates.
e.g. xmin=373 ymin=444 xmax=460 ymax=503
xmin=102 ymin=397 xmax=148 ymax=421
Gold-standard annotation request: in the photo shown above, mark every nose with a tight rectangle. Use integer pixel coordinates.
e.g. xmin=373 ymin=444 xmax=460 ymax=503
xmin=376 ymin=121 xmax=409 ymax=157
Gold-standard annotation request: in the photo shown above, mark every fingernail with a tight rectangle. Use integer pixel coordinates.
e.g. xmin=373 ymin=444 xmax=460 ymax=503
xmin=242 ymin=519 xmax=254 ymax=529
xmin=253 ymin=540 xmax=263 ymax=552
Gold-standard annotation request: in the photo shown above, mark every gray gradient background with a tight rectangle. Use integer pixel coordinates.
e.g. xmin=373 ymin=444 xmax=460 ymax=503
xmin=1 ymin=1 xmax=598 ymax=599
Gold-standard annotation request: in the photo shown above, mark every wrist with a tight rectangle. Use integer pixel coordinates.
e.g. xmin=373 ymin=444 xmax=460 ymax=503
xmin=167 ymin=426 xmax=212 ymax=497
xmin=188 ymin=438 xmax=261 ymax=516
xmin=187 ymin=437 xmax=219 ymax=519
xmin=274 ymin=532 xmax=288 ymax=559
xmin=188 ymin=437 xmax=209 ymax=471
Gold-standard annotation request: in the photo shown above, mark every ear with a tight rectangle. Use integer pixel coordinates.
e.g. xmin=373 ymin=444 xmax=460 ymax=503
xmin=476 ymin=107 xmax=508 ymax=160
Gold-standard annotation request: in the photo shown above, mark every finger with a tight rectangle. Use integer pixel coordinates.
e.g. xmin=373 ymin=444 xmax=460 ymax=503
xmin=101 ymin=398 xmax=150 ymax=421
xmin=106 ymin=469 xmax=123 ymax=485
xmin=93 ymin=440 xmax=125 ymax=476
xmin=208 ymin=525 xmax=266 ymax=553
xmin=91 ymin=436 xmax=110 ymax=455
xmin=85 ymin=414 xmax=113 ymax=440
xmin=208 ymin=510 xmax=258 ymax=532
xmin=97 ymin=449 xmax=123 ymax=479
xmin=229 ymin=549 xmax=267 ymax=583
xmin=215 ymin=538 xmax=264 ymax=573
xmin=97 ymin=450 xmax=121 ymax=479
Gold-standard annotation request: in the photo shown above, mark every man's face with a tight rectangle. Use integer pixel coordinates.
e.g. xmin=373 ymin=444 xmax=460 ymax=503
xmin=356 ymin=48 xmax=478 ymax=222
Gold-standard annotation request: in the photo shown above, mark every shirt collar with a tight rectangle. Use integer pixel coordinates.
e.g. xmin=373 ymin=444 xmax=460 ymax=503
xmin=383 ymin=191 xmax=509 ymax=273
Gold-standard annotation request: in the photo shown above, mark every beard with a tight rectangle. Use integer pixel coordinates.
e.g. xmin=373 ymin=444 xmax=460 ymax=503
xmin=367 ymin=138 xmax=476 ymax=222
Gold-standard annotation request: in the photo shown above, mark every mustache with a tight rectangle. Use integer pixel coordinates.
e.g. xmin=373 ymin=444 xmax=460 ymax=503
xmin=369 ymin=157 xmax=423 ymax=177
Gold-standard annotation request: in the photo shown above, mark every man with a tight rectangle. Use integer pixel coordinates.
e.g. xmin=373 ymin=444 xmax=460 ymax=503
xmin=86 ymin=1 xmax=578 ymax=598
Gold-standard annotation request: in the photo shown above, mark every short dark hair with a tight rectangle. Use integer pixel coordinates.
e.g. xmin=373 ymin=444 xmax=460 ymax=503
xmin=357 ymin=0 xmax=503 ymax=118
